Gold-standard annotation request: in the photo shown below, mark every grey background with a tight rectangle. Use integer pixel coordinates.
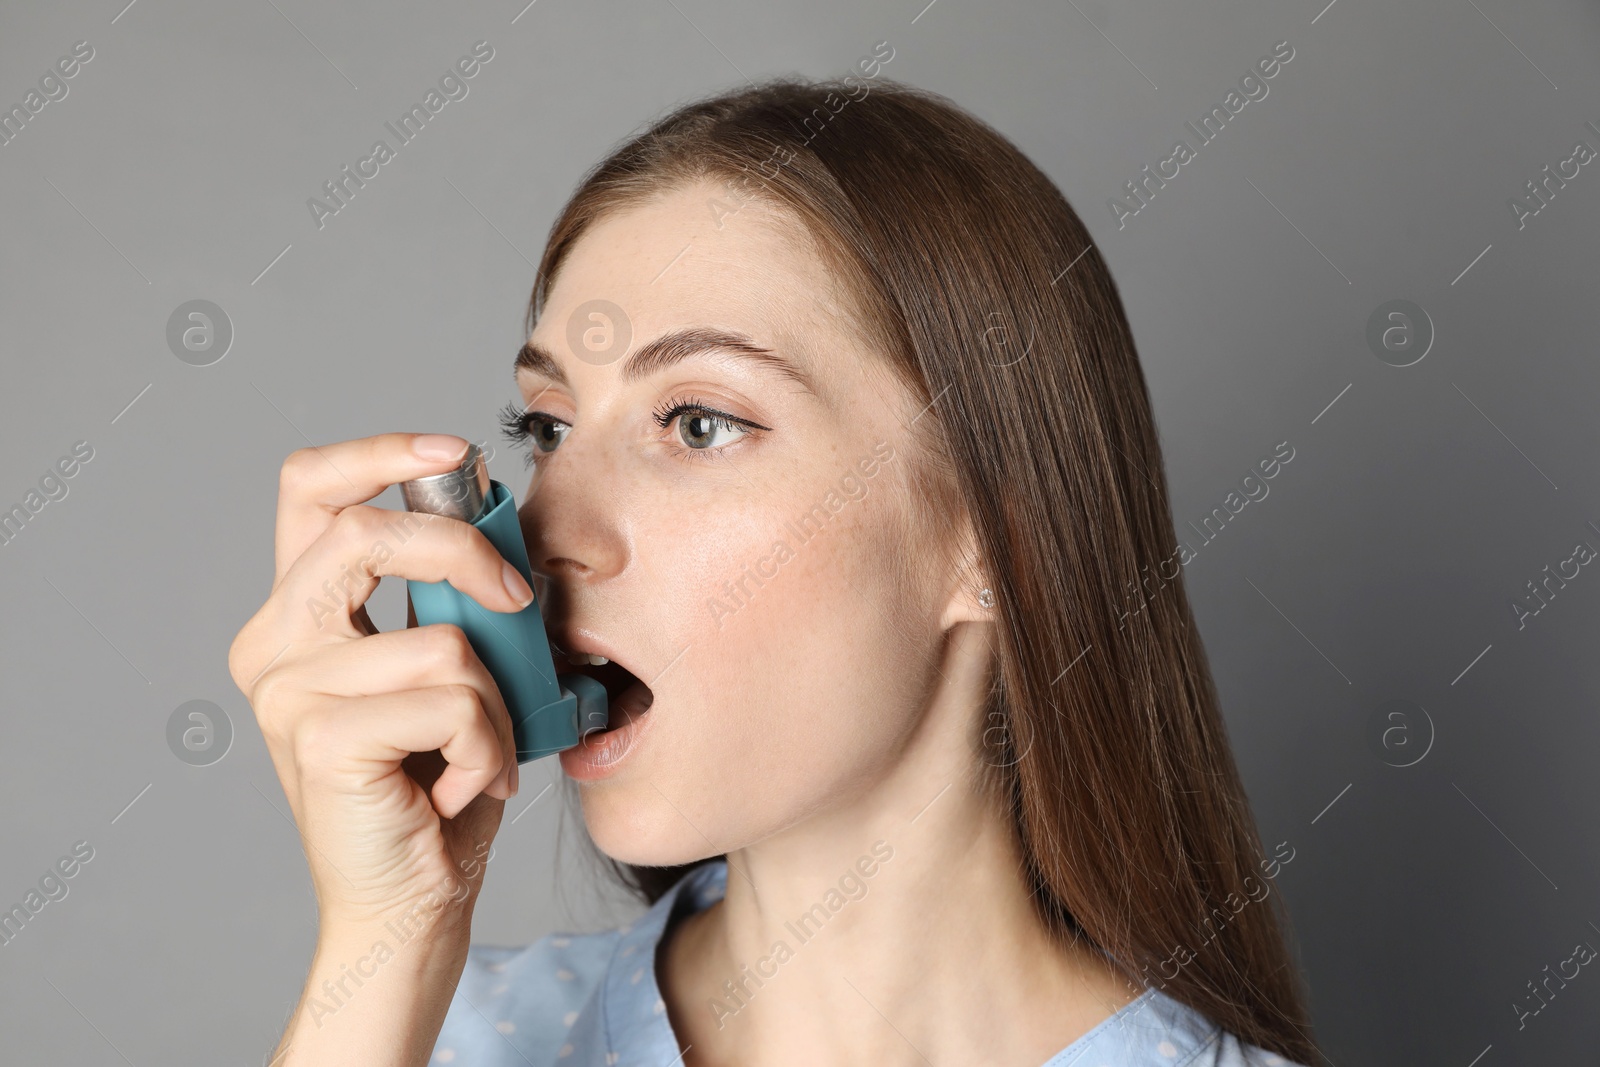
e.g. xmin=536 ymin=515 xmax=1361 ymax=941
xmin=1 ymin=0 xmax=1596 ymax=1063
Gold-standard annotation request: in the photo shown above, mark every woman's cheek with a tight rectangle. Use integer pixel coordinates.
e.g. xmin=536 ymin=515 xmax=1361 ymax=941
xmin=716 ymin=526 xmax=906 ymax=768
xmin=659 ymin=494 xmax=790 ymax=630
xmin=644 ymin=463 xmax=921 ymax=793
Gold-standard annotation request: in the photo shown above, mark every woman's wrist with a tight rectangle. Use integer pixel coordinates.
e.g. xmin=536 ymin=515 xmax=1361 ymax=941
xmin=274 ymin=911 xmax=473 ymax=1065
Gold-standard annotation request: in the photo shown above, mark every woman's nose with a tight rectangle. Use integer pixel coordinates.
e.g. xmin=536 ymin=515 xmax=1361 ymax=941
xmin=516 ymin=445 xmax=627 ymax=588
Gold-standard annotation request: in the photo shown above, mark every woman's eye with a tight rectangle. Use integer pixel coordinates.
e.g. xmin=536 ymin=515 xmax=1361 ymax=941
xmin=652 ymin=396 xmax=761 ymax=454
xmin=528 ymin=415 xmax=569 ymax=453
xmin=674 ymin=409 xmax=748 ymax=450
xmin=497 ymin=400 xmax=570 ymax=463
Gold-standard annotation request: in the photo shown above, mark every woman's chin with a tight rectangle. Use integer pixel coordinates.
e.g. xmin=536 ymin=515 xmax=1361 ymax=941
xmin=586 ymin=817 xmax=724 ymax=869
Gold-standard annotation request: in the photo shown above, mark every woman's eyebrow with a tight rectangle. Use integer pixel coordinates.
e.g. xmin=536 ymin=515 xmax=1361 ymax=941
xmin=514 ymin=326 xmax=817 ymax=396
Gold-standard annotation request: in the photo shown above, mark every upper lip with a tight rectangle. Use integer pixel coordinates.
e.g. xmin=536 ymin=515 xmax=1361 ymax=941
xmin=548 ymin=628 xmax=643 ymax=684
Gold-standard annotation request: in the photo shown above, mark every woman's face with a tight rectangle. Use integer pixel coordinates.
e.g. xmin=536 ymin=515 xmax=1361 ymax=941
xmin=513 ymin=180 xmax=972 ymax=864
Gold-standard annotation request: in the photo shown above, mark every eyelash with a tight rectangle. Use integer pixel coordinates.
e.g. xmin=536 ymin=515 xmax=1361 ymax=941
xmin=497 ymin=395 xmax=763 ymax=466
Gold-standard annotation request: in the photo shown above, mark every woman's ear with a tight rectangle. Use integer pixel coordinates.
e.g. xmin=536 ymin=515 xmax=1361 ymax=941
xmin=939 ymin=510 xmax=995 ymax=630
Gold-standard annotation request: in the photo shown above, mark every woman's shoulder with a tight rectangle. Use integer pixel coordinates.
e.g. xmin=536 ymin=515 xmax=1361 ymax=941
xmin=464 ymin=926 xmax=625 ymax=998
xmin=1204 ymin=1029 xmax=1312 ymax=1067
xmin=429 ymin=862 xmax=725 ymax=1064
xmin=1040 ymin=985 xmax=1313 ymax=1067
xmin=428 ymin=927 xmax=625 ymax=1062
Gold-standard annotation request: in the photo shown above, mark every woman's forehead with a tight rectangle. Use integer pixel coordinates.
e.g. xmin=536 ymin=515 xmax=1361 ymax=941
xmin=536 ymin=185 xmax=881 ymax=391
xmin=555 ymin=185 xmax=829 ymax=303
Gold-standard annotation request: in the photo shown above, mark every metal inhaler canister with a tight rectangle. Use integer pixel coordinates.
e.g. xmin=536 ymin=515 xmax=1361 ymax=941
xmin=398 ymin=443 xmax=608 ymax=763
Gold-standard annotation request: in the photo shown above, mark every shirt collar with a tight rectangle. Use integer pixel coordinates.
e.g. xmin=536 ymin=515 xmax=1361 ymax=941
xmin=600 ymin=859 xmax=729 ymax=1062
xmin=1039 ymin=983 xmax=1222 ymax=1066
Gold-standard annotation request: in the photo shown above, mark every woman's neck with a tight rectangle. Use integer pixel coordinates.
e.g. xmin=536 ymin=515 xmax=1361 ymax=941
xmin=659 ymin=795 xmax=1138 ymax=1066
xmin=658 ymin=625 xmax=1140 ymax=1067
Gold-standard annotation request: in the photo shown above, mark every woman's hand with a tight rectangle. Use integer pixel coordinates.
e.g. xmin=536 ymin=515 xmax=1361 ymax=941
xmin=227 ymin=432 xmax=534 ymax=929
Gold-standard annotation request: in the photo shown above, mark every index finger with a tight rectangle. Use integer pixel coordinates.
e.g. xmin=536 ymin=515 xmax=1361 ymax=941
xmin=272 ymin=432 xmax=476 ymax=589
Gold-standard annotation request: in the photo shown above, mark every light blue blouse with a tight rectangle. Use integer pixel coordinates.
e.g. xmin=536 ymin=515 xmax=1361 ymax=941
xmin=431 ymin=859 xmax=1305 ymax=1066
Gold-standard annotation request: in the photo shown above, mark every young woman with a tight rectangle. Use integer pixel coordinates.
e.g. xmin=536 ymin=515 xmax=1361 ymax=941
xmin=229 ymin=76 xmax=1321 ymax=1066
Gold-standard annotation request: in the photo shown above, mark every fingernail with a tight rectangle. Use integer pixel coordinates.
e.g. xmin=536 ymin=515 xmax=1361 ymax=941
xmin=413 ymin=434 xmax=469 ymax=461
xmin=501 ymin=560 xmax=534 ymax=607
xmin=509 ymin=762 xmax=520 ymax=795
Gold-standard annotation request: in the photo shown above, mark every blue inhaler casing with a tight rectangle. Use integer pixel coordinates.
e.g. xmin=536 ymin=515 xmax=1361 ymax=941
xmin=398 ymin=443 xmax=608 ymax=763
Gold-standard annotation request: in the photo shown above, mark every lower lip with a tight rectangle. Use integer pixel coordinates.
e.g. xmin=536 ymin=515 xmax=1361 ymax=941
xmin=558 ymin=679 xmax=656 ymax=780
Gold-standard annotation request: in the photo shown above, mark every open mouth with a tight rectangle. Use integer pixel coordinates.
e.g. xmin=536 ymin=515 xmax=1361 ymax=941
xmin=554 ymin=650 xmax=654 ymax=735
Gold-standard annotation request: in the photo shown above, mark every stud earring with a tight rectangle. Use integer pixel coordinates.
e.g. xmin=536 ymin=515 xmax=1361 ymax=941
xmin=977 ymin=587 xmax=995 ymax=608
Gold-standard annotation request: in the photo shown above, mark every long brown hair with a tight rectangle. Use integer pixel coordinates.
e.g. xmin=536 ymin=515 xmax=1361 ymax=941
xmin=528 ymin=75 xmax=1320 ymax=1065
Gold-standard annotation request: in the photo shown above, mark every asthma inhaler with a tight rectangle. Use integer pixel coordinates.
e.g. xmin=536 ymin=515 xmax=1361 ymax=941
xmin=398 ymin=443 xmax=608 ymax=763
